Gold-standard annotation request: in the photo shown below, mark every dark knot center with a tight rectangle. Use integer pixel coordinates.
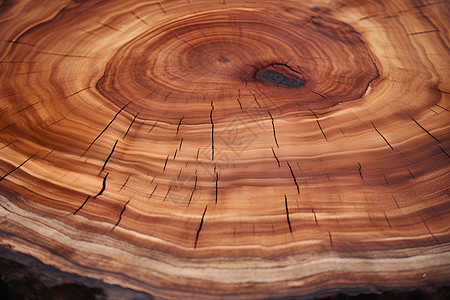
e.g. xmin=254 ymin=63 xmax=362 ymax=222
xmin=255 ymin=64 xmax=305 ymax=88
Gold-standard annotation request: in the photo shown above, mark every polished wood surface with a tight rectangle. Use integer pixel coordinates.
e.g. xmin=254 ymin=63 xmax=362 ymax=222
xmin=0 ymin=0 xmax=449 ymax=298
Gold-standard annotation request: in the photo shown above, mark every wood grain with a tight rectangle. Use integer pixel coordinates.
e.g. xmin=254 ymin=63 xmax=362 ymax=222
xmin=0 ymin=0 xmax=449 ymax=298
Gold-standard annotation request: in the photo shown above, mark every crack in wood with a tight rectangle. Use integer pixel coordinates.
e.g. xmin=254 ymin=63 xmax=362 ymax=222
xmin=409 ymin=29 xmax=440 ymax=35
xmin=176 ymin=116 xmax=184 ymax=135
xmin=271 ymin=147 xmax=280 ymax=167
xmin=268 ymin=111 xmax=279 ymax=148
xmin=148 ymin=121 xmax=157 ymax=133
xmin=157 ymin=2 xmax=167 ymax=13
xmin=164 ymin=186 xmax=171 ymax=201
xmin=237 ymin=90 xmax=242 ymax=110
xmin=439 ymin=146 xmax=449 ymax=158
xmin=119 ymin=174 xmax=131 ymax=192
xmin=0 ymin=124 xmax=14 ymax=133
xmin=188 ymin=175 xmax=198 ymax=205
xmin=64 ymin=87 xmax=91 ymax=99
xmin=358 ymin=162 xmax=364 ymax=181
xmin=4 ymin=40 xmax=36 ymax=47
xmin=371 ymin=122 xmax=393 ymax=150
xmin=44 ymin=115 xmax=67 ymax=128
xmin=310 ymin=110 xmax=327 ymax=141
xmin=421 ymin=217 xmax=439 ymax=243
xmin=411 ymin=118 xmax=440 ymax=143
xmin=383 ymin=174 xmax=389 ymax=185
xmin=284 ymin=195 xmax=292 ymax=233
xmin=36 ymin=51 xmax=95 ymax=58
xmin=179 ymin=138 xmax=183 ymax=151
xmin=100 ymin=23 xmax=120 ymax=32
xmin=384 ymin=212 xmax=392 ymax=228
xmin=163 ymin=155 xmax=169 ymax=171
xmin=148 ymin=185 xmax=158 ymax=200
xmin=94 ymin=173 xmax=108 ymax=198
xmin=253 ymin=94 xmax=261 ymax=108
xmin=42 ymin=146 xmax=56 ymax=160
xmin=123 ymin=113 xmax=138 ymax=139
xmin=236 ymin=98 xmax=243 ymax=110
xmin=0 ymin=154 xmax=35 ymax=182
xmin=12 ymin=101 xmax=41 ymax=115
xmin=286 ymin=162 xmax=299 ymax=194
xmin=111 ymin=199 xmax=131 ymax=231
xmin=215 ymin=172 xmax=218 ymax=204
xmin=164 ymin=91 xmax=172 ymax=100
xmin=435 ymin=104 xmax=449 ymax=112
xmin=82 ymin=101 xmax=131 ymax=157
xmin=130 ymin=10 xmax=149 ymax=26
xmin=311 ymin=90 xmax=327 ymax=99
xmin=73 ymin=196 xmax=90 ymax=215
xmin=100 ymin=139 xmax=118 ymax=174
xmin=392 ymin=194 xmax=400 ymax=208
xmin=210 ymin=102 xmax=214 ymax=161
xmin=0 ymin=139 xmax=17 ymax=150
xmin=194 ymin=206 xmax=207 ymax=248
xmin=312 ymin=208 xmax=318 ymax=224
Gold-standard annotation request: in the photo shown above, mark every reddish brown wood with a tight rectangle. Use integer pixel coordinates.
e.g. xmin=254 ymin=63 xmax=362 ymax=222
xmin=0 ymin=0 xmax=449 ymax=298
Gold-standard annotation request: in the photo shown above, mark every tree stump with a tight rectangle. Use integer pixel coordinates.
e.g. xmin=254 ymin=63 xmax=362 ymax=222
xmin=0 ymin=0 xmax=449 ymax=298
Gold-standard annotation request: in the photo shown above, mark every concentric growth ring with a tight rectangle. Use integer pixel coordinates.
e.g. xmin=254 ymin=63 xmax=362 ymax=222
xmin=97 ymin=10 xmax=378 ymax=123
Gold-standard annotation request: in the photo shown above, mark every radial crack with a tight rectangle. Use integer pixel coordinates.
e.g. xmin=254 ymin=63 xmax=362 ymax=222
xmin=119 ymin=174 xmax=131 ymax=192
xmin=215 ymin=172 xmax=219 ymax=204
xmin=0 ymin=154 xmax=35 ymax=182
xmin=94 ymin=173 xmax=108 ymax=198
xmin=312 ymin=208 xmax=318 ymax=224
xmin=148 ymin=121 xmax=158 ymax=133
xmin=111 ymin=199 xmax=131 ymax=231
xmin=439 ymin=146 xmax=449 ymax=158
xmin=372 ymin=122 xmax=393 ymax=150
xmin=253 ymin=94 xmax=261 ymax=108
xmin=188 ymin=175 xmax=198 ymax=205
xmin=310 ymin=110 xmax=327 ymax=141
xmin=123 ymin=113 xmax=138 ymax=139
xmin=176 ymin=116 xmax=184 ymax=135
xmin=73 ymin=196 xmax=90 ymax=215
xmin=163 ymin=155 xmax=169 ymax=171
xmin=358 ymin=162 xmax=364 ymax=181
xmin=179 ymin=138 xmax=184 ymax=151
xmin=284 ymin=195 xmax=292 ymax=233
xmin=421 ymin=217 xmax=439 ymax=242
xmin=194 ymin=206 xmax=208 ymax=248
xmin=0 ymin=140 xmax=17 ymax=150
xmin=100 ymin=139 xmax=118 ymax=174
xmin=64 ymin=87 xmax=91 ymax=99
xmin=412 ymin=118 xmax=440 ymax=143
xmin=268 ymin=111 xmax=279 ymax=148
xmin=271 ymin=147 xmax=280 ymax=167
xmin=384 ymin=212 xmax=392 ymax=228
xmin=210 ymin=102 xmax=214 ymax=161
xmin=287 ymin=162 xmax=299 ymax=194
xmin=156 ymin=2 xmax=167 ymax=13
xmin=82 ymin=101 xmax=132 ymax=156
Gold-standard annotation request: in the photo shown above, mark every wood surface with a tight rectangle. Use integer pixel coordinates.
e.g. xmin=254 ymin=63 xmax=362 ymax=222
xmin=0 ymin=0 xmax=449 ymax=299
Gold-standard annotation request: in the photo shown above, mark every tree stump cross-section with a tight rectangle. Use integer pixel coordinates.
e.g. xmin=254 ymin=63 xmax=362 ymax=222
xmin=0 ymin=0 xmax=449 ymax=299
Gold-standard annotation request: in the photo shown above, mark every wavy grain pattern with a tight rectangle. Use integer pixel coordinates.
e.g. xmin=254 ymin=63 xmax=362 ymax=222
xmin=0 ymin=0 xmax=449 ymax=298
